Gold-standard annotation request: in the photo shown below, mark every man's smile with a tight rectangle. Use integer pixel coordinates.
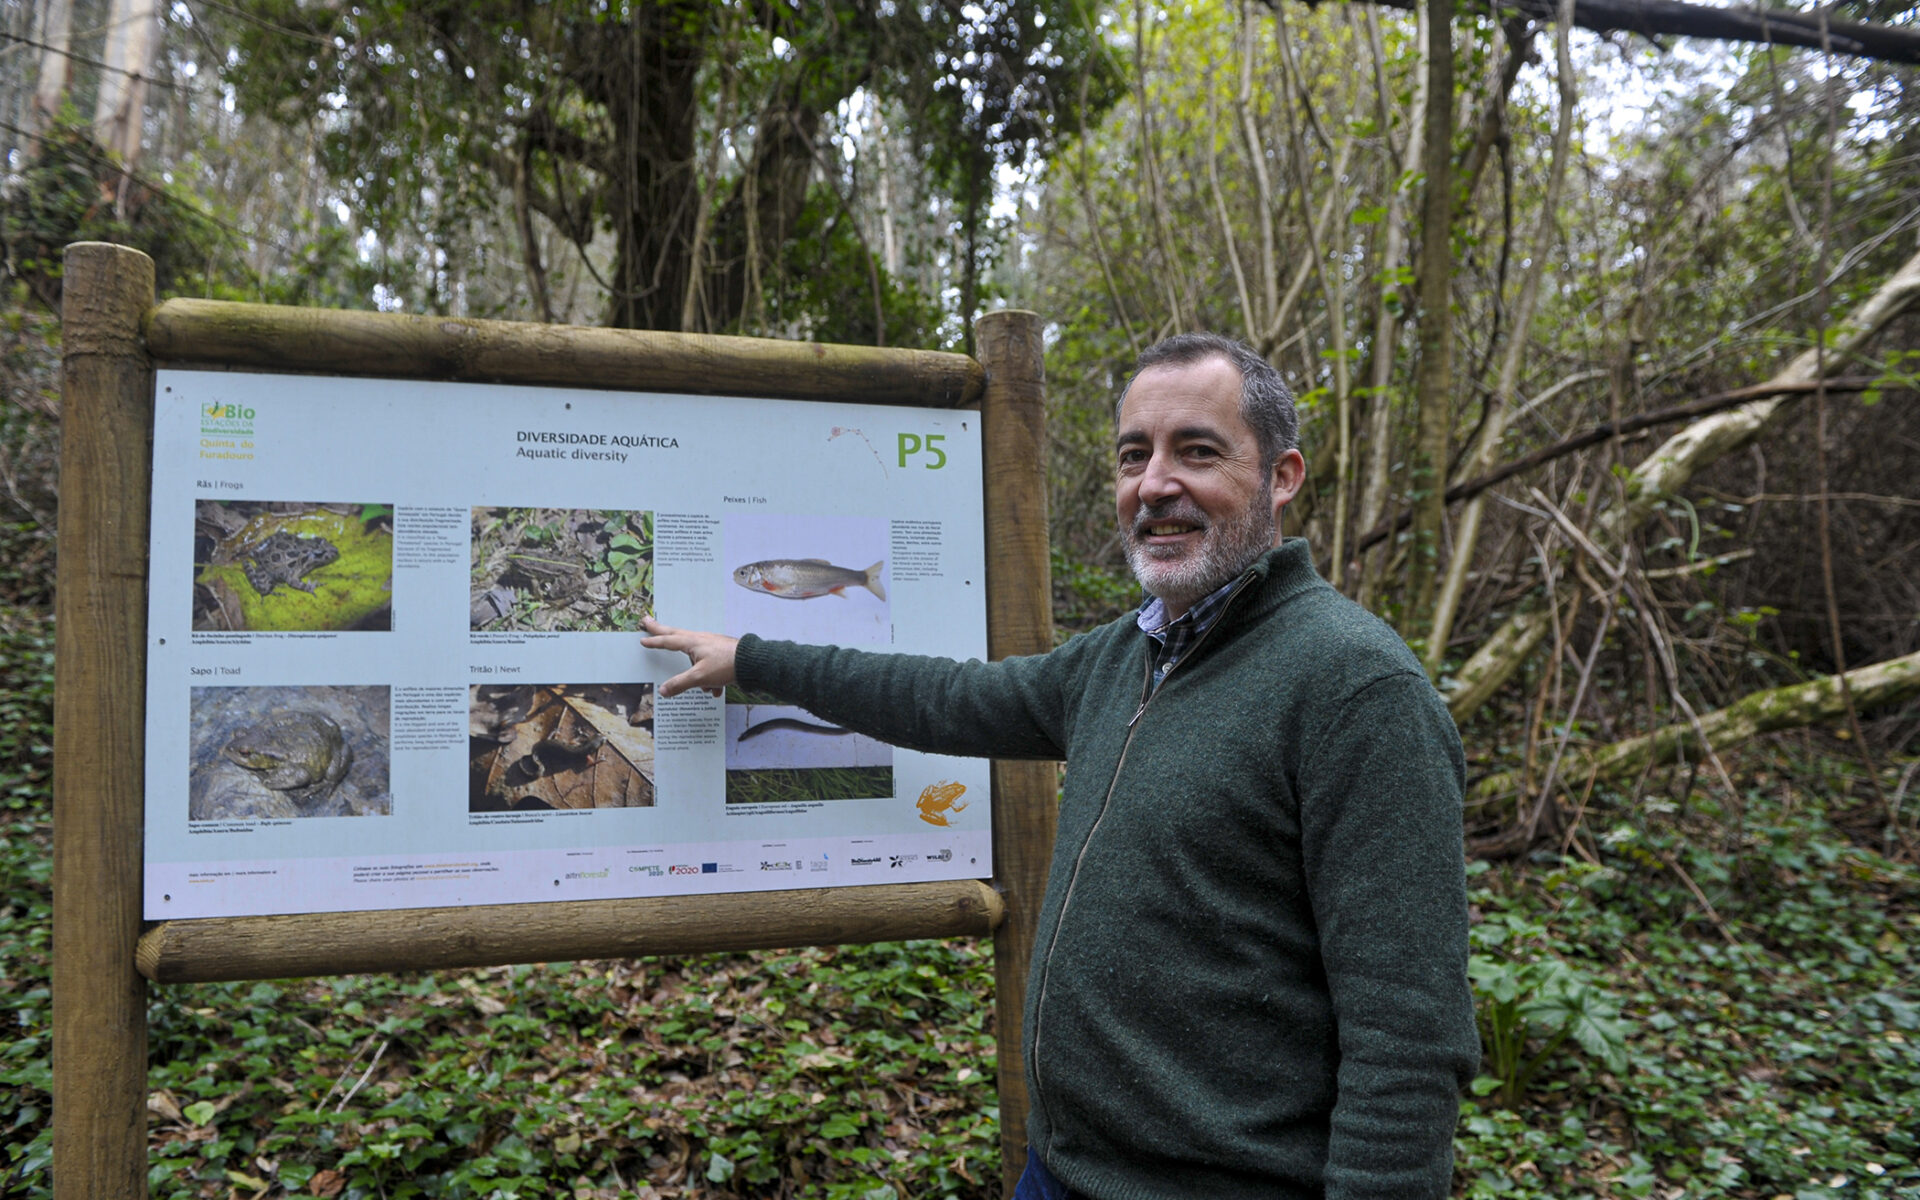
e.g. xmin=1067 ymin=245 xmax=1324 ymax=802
xmin=1132 ymin=502 xmax=1209 ymax=550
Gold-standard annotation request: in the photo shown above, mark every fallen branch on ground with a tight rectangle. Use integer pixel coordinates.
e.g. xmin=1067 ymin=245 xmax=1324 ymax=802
xmin=1469 ymin=648 xmax=1920 ymax=803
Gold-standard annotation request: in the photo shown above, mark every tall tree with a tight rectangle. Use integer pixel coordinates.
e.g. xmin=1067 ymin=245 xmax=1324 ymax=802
xmin=1402 ymin=0 xmax=1454 ymax=641
xmin=91 ymin=0 xmax=159 ymax=170
xmin=224 ymin=0 xmax=1115 ymax=334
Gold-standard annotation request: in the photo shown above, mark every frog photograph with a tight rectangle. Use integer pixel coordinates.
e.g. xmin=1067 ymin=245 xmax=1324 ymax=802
xmin=192 ymin=500 xmax=395 ymax=631
xmin=189 ymin=685 xmax=391 ymax=820
xmin=469 ymin=683 xmax=656 ymax=811
xmin=470 ymin=508 xmax=654 ymax=632
xmin=721 ymin=686 xmax=894 ymax=805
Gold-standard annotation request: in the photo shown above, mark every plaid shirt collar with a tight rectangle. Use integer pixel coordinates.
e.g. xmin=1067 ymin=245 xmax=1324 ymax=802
xmin=1136 ymin=573 xmax=1243 ymax=689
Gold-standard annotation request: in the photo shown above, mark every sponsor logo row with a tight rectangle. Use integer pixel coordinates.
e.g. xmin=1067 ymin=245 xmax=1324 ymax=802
xmin=612 ymin=848 xmax=956 ymax=880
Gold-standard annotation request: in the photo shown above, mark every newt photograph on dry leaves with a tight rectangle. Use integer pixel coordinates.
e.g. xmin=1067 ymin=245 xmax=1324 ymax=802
xmin=469 ymin=683 xmax=655 ymax=812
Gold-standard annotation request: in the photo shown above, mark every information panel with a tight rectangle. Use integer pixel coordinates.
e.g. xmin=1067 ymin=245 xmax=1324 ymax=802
xmin=144 ymin=370 xmax=990 ymax=919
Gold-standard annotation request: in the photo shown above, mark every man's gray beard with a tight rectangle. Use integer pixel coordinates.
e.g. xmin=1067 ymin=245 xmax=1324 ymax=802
xmin=1124 ymin=496 xmax=1275 ymax=610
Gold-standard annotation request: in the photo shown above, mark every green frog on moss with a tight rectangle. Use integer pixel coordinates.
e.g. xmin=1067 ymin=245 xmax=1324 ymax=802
xmin=239 ymin=531 xmax=339 ymax=596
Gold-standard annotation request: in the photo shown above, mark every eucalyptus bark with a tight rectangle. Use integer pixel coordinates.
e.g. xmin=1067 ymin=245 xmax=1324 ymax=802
xmin=92 ymin=0 xmax=160 ymax=170
xmin=31 ymin=0 xmax=73 ymax=133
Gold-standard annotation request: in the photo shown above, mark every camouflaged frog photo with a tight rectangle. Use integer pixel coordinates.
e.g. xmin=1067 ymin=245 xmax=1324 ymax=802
xmin=189 ymin=685 xmax=392 ymax=820
xmin=193 ymin=500 xmax=394 ymax=631
xmin=470 ymin=508 xmax=653 ymax=632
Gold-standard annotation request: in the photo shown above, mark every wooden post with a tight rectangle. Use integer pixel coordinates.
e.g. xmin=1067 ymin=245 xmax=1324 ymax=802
xmin=53 ymin=243 xmax=156 ymax=1200
xmin=973 ymin=310 xmax=1054 ymax=1195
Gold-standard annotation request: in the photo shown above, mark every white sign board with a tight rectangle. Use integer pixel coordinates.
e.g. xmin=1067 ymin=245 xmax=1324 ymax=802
xmin=144 ymin=370 xmax=991 ymax=919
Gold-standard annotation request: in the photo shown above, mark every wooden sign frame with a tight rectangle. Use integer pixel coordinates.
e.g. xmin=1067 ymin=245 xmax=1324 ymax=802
xmin=52 ymin=242 xmax=1056 ymax=1198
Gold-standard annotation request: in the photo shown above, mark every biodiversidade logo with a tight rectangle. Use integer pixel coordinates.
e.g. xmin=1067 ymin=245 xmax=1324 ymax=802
xmin=201 ymin=400 xmax=256 ymax=438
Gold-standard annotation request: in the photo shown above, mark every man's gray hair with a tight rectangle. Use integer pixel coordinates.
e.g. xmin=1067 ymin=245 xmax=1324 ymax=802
xmin=1117 ymin=332 xmax=1299 ymax=468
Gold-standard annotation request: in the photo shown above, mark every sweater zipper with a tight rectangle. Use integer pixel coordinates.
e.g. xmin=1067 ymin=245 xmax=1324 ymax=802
xmin=1028 ymin=569 xmax=1260 ymax=1146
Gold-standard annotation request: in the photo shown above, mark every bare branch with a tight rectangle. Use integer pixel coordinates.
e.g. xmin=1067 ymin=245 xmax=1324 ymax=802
xmin=1280 ymin=0 xmax=1920 ymax=65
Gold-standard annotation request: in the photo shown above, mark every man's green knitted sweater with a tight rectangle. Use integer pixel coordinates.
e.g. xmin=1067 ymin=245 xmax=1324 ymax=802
xmin=735 ymin=540 xmax=1478 ymax=1200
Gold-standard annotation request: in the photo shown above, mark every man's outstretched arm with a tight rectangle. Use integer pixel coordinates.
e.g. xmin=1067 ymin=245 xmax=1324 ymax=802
xmin=643 ymin=614 xmax=1083 ymax=763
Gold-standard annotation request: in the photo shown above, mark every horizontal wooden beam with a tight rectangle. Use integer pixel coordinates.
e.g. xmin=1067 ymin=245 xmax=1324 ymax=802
xmin=137 ymin=880 xmax=1004 ymax=983
xmin=144 ymin=299 xmax=986 ymax=409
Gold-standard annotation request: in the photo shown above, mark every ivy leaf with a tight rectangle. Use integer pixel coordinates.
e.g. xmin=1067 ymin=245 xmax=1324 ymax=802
xmin=819 ymin=1113 xmax=861 ymax=1138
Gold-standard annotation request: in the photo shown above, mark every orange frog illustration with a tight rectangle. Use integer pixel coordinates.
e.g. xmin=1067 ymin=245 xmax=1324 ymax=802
xmin=915 ymin=781 xmax=969 ymax=827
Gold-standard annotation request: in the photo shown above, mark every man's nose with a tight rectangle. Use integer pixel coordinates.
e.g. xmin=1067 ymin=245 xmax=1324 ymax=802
xmin=1137 ymin=451 xmax=1184 ymax=504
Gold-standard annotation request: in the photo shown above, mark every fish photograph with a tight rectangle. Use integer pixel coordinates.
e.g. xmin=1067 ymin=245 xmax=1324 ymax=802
xmin=723 ymin=512 xmax=890 ymax=646
xmin=731 ymin=558 xmax=886 ymax=602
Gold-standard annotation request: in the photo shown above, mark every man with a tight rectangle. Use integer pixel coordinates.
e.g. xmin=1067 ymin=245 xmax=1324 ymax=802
xmin=641 ymin=333 xmax=1478 ymax=1199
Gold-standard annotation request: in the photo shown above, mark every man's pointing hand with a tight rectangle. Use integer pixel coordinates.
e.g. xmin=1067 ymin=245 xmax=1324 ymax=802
xmin=640 ymin=615 xmax=740 ymax=698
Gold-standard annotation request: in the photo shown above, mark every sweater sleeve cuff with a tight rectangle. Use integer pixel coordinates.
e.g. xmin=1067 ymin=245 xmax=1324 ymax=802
xmin=733 ymin=633 xmax=772 ymax=692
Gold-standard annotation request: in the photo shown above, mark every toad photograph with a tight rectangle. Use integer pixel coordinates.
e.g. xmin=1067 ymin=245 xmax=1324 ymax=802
xmin=470 ymin=683 xmax=655 ymax=811
xmin=471 ymin=508 xmax=654 ymax=632
xmin=193 ymin=500 xmax=394 ymax=632
xmin=722 ymin=687 xmax=893 ymax=805
xmin=189 ymin=685 xmax=391 ymax=820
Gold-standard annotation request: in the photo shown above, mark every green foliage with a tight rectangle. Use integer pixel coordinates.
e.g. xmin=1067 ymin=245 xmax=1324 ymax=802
xmin=1469 ymin=952 xmax=1631 ymax=1108
xmin=1457 ymin=780 xmax=1920 ymax=1198
xmin=761 ymin=189 xmax=946 ymax=349
xmin=0 ymin=115 xmax=244 ymax=307
xmin=218 ymin=0 xmax=1115 ymax=335
xmin=1048 ymin=547 xmax=1139 ymax=637
xmin=125 ymin=942 xmax=996 ymax=1200
xmin=0 ymin=606 xmax=53 ymax=1188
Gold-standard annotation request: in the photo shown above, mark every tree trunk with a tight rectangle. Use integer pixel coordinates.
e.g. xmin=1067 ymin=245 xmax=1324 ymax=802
xmin=31 ymin=0 xmax=74 ymax=135
xmin=1354 ymin=2 xmax=1422 ymax=608
xmin=1424 ymin=0 xmax=1573 ymax=674
xmin=1403 ymin=0 xmax=1455 ymax=639
xmin=93 ymin=0 xmax=160 ymax=170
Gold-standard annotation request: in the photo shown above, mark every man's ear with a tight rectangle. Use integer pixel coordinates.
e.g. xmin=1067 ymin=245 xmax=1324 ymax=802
xmin=1270 ymin=449 xmax=1306 ymax=514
